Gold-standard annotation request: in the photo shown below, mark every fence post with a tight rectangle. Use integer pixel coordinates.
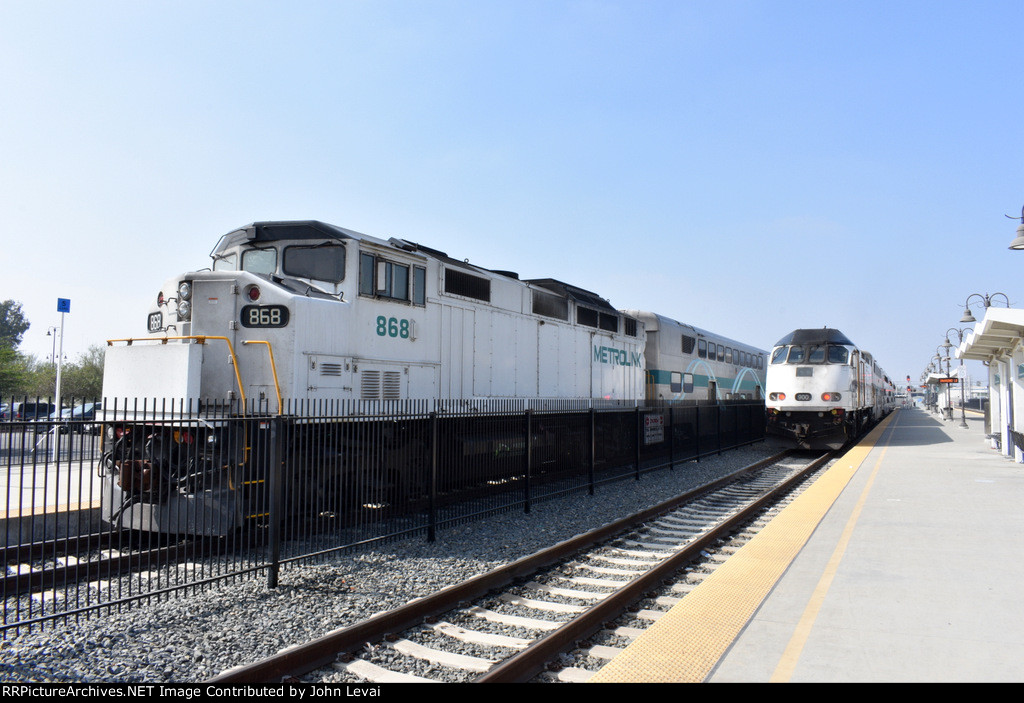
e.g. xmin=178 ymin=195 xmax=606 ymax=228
xmin=716 ymin=403 xmax=722 ymax=455
xmin=266 ymin=415 xmax=284 ymax=589
xmin=588 ymin=407 xmax=596 ymax=495
xmin=428 ymin=411 xmax=438 ymax=543
xmin=524 ymin=408 xmax=532 ymax=514
xmin=635 ymin=405 xmax=641 ymax=480
xmin=668 ymin=404 xmax=674 ymax=470
xmin=695 ymin=404 xmax=701 ymax=462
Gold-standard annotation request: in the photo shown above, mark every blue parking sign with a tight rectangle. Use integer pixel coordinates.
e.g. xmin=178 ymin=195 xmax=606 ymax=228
xmin=57 ymin=298 xmax=71 ymax=313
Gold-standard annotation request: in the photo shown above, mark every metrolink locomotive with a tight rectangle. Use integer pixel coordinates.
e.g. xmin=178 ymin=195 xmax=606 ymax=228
xmin=100 ymin=220 xmax=767 ymax=534
xmin=765 ymin=328 xmax=895 ymax=449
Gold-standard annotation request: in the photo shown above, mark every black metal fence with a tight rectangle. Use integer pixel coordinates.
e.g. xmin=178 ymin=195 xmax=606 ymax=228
xmin=1 ymin=396 xmax=764 ymax=632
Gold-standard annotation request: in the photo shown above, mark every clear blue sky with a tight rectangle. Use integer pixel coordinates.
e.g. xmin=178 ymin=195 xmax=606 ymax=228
xmin=3 ymin=0 xmax=1023 ymax=390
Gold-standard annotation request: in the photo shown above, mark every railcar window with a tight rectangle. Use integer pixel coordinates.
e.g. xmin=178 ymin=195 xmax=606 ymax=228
xmin=718 ymin=346 xmax=725 ymax=362
xmin=242 ymin=248 xmax=277 ymax=275
xmin=698 ymin=339 xmax=708 ymax=358
xmin=444 ymin=268 xmax=491 ymax=302
xmin=828 ymin=345 xmax=849 ymax=364
xmin=787 ymin=346 xmax=805 ymax=363
xmin=284 ymin=245 xmax=346 ymax=282
xmin=725 ymin=348 xmax=733 ymax=364
xmin=532 ymin=290 xmax=569 ymax=321
xmin=682 ymin=335 xmax=696 ymax=354
xmin=707 ymin=342 xmax=716 ymax=360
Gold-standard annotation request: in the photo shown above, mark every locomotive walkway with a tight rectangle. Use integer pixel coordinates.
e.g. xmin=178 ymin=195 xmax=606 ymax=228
xmin=590 ymin=405 xmax=1024 ymax=683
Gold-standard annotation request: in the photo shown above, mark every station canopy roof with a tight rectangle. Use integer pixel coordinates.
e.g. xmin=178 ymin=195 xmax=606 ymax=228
xmin=957 ymin=308 xmax=1024 ymax=362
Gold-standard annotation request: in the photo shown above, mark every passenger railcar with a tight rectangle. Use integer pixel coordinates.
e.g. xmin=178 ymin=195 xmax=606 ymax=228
xmin=626 ymin=311 xmax=765 ymax=402
xmin=99 ymin=220 xmax=764 ymax=534
xmin=765 ymin=328 xmax=894 ymax=449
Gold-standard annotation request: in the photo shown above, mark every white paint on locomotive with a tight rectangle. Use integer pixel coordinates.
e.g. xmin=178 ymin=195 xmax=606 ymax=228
xmin=102 ymin=221 xmax=649 ymax=406
xmin=764 ymin=328 xmax=895 ymax=447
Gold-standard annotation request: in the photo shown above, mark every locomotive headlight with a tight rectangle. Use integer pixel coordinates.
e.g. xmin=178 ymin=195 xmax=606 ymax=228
xmin=178 ymin=281 xmax=192 ymax=300
xmin=177 ymin=300 xmax=192 ymax=320
xmin=245 ymin=284 xmax=261 ymax=302
xmin=821 ymin=392 xmax=842 ymax=401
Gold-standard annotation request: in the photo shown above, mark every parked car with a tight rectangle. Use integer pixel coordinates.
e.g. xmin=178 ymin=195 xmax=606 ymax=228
xmin=11 ymin=402 xmax=56 ymax=421
xmin=51 ymin=402 xmax=102 ymax=434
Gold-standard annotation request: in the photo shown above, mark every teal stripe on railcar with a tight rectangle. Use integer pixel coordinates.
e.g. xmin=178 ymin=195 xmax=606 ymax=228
xmin=648 ymin=369 xmax=762 ymax=388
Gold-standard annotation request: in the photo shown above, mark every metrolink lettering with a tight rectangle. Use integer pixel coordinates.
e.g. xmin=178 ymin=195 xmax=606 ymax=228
xmin=594 ymin=345 xmax=642 ymax=367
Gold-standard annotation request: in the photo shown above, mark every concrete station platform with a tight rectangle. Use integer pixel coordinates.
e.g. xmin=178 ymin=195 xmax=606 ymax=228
xmin=591 ymin=406 xmax=1024 ymax=683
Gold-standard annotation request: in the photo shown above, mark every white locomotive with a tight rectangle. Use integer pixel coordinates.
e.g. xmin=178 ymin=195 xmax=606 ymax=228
xmin=99 ymin=220 xmax=766 ymax=534
xmin=103 ymin=221 xmax=646 ymax=407
xmin=765 ymin=328 xmax=895 ymax=448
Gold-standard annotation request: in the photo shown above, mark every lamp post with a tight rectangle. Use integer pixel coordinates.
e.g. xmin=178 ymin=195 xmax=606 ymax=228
xmin=944 ymin=329 xmax=970 ymax=428
xmin=46 ymin=327 xmax=58 ymax=369
xmin=1007 ymin=206 xmax=1024 ymax=249
xmin=935 ymin=348 xmax=954 ymax=420
xmin=960 ymin=292 xmax=1010 ymax=323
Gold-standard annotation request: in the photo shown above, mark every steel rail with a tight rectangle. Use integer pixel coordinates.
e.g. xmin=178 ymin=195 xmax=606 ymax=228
xmin=476 ymin=450 xmax=834 ymax=683
xmin=208 ymin=450 xmax=795 ymax=684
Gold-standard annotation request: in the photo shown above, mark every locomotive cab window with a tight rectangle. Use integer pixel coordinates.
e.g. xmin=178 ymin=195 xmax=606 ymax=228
xmin=284 ymin=244 xmax=346 ymax=283
xmin=213 ymin=253 xmax=237 ymax=271
xmin=360 ymin=252 xmax=423 ymax=304
xmin=828 ymin=345 xmax=849 ymax=364
xmin=242 ymin=248 xmax=277 ymax=275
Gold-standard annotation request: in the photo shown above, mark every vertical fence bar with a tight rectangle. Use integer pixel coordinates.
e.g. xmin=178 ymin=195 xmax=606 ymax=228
xmin=523 ymin=408 xmax=532 ymax=514
xmin=266 ymin=415 xmax=283 ymax=589
xmin=428 ymin=411 xmax=438 ymax=543
xmin=668 ymin=405 xmax=674 ymax=470
xmin=634 ymin=405 xmax=641 ymax=480
xmin=587 ymin=407 xmax=595 ymax=495
xmin=717 ymin=403 xmax=722 ymax=455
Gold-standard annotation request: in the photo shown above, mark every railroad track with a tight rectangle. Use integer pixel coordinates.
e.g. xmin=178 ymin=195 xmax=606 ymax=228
xmin=2 ymin=531 xmax=228 ymax=630
xmin=210 ymin=449 xmax=833 ymax=684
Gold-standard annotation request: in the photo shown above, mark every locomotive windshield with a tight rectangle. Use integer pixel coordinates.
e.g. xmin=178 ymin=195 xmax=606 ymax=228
xmin=772 ymin=344 xmax=850 ymax=364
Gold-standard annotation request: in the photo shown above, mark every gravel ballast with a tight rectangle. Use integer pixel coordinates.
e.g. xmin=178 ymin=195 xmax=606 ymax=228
xmin=0 ymin=443 xmax=777 ymax=683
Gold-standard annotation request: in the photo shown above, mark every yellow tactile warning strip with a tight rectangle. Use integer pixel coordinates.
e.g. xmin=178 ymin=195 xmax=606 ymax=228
xmin=0 ymin=500 xmax=102 ymax=520
xmin=589 ymin=412 xmax=898 ymax=683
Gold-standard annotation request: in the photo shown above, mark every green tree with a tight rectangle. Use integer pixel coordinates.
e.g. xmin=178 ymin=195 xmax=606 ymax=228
xmin=0 ymin=300 xmax=30 ymax=349
xmin=60 ymin=345 xmax=105 ymax=400
xmin=0 ymin=346 xmax=33 ymax=397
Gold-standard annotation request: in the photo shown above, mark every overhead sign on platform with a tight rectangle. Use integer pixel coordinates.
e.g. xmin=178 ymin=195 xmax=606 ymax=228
xmin=938 ymin=377 xmax=959 ymax=384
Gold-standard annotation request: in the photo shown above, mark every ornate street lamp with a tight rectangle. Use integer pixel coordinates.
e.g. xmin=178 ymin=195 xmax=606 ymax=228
xmin=961 ymin=292 xmax=1010 ymax=323
xmin=944 ymin=328 xmax=970 ymax=428
xmin=1007 ymin=206 xmax=1024 ymax=249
